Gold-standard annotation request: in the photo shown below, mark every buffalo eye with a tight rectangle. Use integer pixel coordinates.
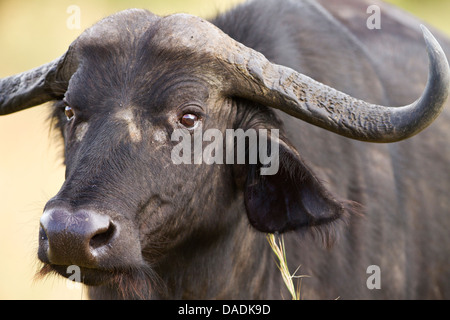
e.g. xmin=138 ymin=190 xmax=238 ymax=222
xmin=180 ymin=113 xmax=199 ymax=128
xmin=65 ymin=106 xmax=75 ymax=121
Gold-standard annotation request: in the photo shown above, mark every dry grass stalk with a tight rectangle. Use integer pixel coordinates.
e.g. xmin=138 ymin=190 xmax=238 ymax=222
xmin=266 ymin=233 xmax=308 ymax=300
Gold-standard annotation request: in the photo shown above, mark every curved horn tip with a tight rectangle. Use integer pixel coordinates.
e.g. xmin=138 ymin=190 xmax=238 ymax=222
xmin=420 ymin=24 xmax=450 ymax=70
xmin=420 ymin=24 xmax=439 ymax=48
xmin=420 ymin=24 xmax=450 ymax=100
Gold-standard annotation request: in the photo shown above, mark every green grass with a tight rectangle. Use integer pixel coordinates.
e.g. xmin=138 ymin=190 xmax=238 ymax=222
xmin=386 ymin=0 xmax=450 ymax=35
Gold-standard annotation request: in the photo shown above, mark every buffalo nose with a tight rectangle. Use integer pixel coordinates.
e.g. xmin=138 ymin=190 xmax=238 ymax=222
xmin=39 ymin=208 xmax=117 ymax=267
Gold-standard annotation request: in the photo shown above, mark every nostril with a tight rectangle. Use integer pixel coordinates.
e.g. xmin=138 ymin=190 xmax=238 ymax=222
xmin=89 ymin=220 xmax=116 ymax=250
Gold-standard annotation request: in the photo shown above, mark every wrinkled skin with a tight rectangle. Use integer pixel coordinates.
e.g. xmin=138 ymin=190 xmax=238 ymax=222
xmin=2 ymin=0 xmax=450 ymax=299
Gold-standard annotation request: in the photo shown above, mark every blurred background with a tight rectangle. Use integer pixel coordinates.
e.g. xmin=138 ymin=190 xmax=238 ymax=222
xmin=0 ymin=0 xmax=449 ymax=299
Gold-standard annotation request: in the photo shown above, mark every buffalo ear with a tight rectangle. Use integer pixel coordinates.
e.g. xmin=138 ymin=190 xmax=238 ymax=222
xmin=244 ymin=136 xmax=345 ymax=234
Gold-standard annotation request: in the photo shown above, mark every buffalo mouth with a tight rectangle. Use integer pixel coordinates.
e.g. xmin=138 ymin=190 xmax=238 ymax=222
xmin=38 ymin=263 xmax=120 ymax=286
xmin=36 ymin=262 xmax=159 ymax=299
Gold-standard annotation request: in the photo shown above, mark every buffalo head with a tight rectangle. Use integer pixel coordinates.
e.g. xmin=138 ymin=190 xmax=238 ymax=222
xmin=0 ymin=9 xmax=449 ymax=299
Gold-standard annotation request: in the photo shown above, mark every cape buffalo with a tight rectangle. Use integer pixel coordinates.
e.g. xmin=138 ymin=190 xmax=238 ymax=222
xmin=1 ymin=0 xmax=449 ymax=299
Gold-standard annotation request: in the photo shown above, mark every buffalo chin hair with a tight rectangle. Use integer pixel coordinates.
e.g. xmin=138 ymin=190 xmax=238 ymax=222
xmin=35 ymin=262 xmax=164 ymax=299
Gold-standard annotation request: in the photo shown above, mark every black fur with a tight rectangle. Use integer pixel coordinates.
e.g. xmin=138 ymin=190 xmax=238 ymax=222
xmin=30 ymin=0 xmax=450 ymax=299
